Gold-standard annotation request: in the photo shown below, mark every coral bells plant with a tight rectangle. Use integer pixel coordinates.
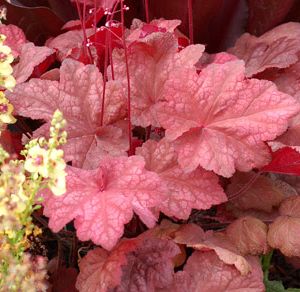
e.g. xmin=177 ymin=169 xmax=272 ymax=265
xmin=3 ymin=0 xmax=300 ymax=290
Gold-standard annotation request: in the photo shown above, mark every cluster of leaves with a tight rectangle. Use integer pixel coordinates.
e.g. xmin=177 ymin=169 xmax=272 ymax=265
xmin=3 ymin=0 xmax=300 ymax=291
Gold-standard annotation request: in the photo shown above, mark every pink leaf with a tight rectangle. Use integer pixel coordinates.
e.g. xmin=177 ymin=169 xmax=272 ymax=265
xmin=264 ymin=62 xmax=300 ymax=148
xmin=226 ymin=216 xmax=269 ymax=256
xmin=46 ymin=29 xmax=94 ymax=62
xmin=227 ymin=172 xmax=286 ymax=213
xmin=76 ymin=241 xmax=138 ymax=292
xmin=41 ymin=155 xmax=164 ymax=249
xmin=268 ymin=61 xmax=300 ymax=101
xmin=262 ymin=147 xmax=300 ymax=176
xmin=275 ymin=114 xmax=300 ymax=148
xmin=76 ymin=236 xmax=180 ymax=292
xmin=13 ymin=43 xmax=54 ymax=84
xmin=268 ymin=196 xmax=300 ymax=257
xmin=136 ymin=139 xmax=227 ymax=219
xmin=175 ymin=227 xmax=252 ymax=275
xmin=196 ymin=51 xmax=238 ymax=70
xmin=229 ymin=22 xmax=300 ymax=77
xmin=157 ymin=60 xmax=300 ymax=177
xmin=127 ymin=18 xmax=181 ymax=43
xmin=0 ymin=24 xmax=26 ymax=57
xmin=40 ymin=68 xmax=60 ymax=81
xmin=116 ymin=238 xmax=180 ymax=292
xmin=112 ymin=33 xmax=204 ymax=127
xmin=279 ymin=195 xmax=300 ymax=217
xmin=7 ymin=59 xmax=127 ymax=168
xmin=171 ymin=251 xmax=264 ymax=292
xmin=268 ymin=217 xmax=300 ymax=257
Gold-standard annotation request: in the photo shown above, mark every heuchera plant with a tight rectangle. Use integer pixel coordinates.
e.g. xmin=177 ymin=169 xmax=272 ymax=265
xmin=3 ymin=0 xmax=300 ymax=291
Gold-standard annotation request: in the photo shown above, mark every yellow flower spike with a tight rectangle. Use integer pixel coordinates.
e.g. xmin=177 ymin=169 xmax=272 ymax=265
xmin=0 ymin=92 xmax=16 ymax=125
xmin=0 ymin=75 xmax=16 ymax=90
xmin=48 ymin=170 xmax=66 ymax=196
xmin=47 ymin=149 xmax=66 ymax=196
xmin=0 ymin=35 xmax=5 ymax=44
xmin=0 ymin=44 xmax=13 ymax=64
xmin=24 ymin=145 xmax=49 ymax=179
xmin=0 ymin=61 xmax=13 ymax=76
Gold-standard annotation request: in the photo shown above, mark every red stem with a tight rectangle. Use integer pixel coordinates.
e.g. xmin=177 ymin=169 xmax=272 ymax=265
xmin=100 ymin=32 xmax=109 ymax=126
xmin=107 ymin=1 xmax=120 ymax=80
xmin=109 ymin=31 xmax=115 ymax=80
xmin=120 ymin=0 xmax=132 ymax=154
xmin=75 ymin=0 xmax=93 ymax=63
xmin=94 ymin=0 xmax=97 ymax=35
xmin=145 ymin=0 xmax=150 ymax=23
xmin=187 ymin=0 xmax=194 ymax=44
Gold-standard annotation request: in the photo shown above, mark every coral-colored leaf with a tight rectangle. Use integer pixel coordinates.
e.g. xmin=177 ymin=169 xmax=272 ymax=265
xmin=262 ymin=62 xmax=300 ymax=149
xmin=157 ymin=60 xmax=300 ymax=177
xmin=174 ymin=224 xmax=251 ymax=275
xmin=268 ymin=216 xmax=300 ymax=257
xmin=262 ymin=147 xmax=300 ymax=176
xmin=112 ymin=32 xmax=204 ymax=127
xmin=127 ymin=18 xmax=181 ymax=43
xmin=227 ymin=172 xmax=286 ymax=212
xmin=76 ymin=235 xmax=180 ymax=292
xmin=41 ymin=155 xmax=164 ymax=249
xmin=268 ymin=196 xmax=300 ymax=257
xmin=268 ymin=61 xmax=300 ymax=101
xmin=40 ymin=68 xmax=60 ymax=81
xmin=171 ymin=251 xmax=264 ymax=292
xmin=196 ymin=52 xmax=238 ymax=70
xmin=7 ymin=59 xmax=127 ymax=168
xmin=226 ymin=216 xmax=269 ymax=256
xmin=76 ymin=241 xmax=138 ymax=292
xmin=0 ymin=24 xmax=26 ymax=57
xmin=275 ymin=114 xmax=300 ymax=148
xmin=136 ymin=139 xmax=227 ymax=219
xmin=229 ymin=22 xmax=300 ymax=77
xmin=13 ymin=43 xmax=54 ymax=84
xmin=279 ymin=195 xmax=300 ymax=217
xmin=115 ymin=238 xmax=180 ymax=292
xmin=46 ymin=29 xmax=94 ymax=62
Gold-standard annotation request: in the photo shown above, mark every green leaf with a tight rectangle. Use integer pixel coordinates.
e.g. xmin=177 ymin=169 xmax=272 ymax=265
xmin=265 ymin=279 xmax=300 ymax=292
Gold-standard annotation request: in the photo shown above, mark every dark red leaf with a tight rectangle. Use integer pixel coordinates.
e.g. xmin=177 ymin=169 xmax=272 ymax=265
xmin=87 ymin=25 xmax=122 ymax=67
xmin=0 ymin=129 xmax=23 ymax=157
xmin=49 ymin=266 xmax=78 ymax=292
xmin=0 ymin=0 xmax=66 ymax=45
xmin=31 ymin=53 xmax=56 ymax=78
xmin=247 ymin=0 xmax=295 ymax=36
xmin=139 ymin=0 xmax=243 ymax=52
xmin=262 ymin=147 xmax=300 ymax=176
xmin=62 ymin=7 xmax=105 ymax=31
